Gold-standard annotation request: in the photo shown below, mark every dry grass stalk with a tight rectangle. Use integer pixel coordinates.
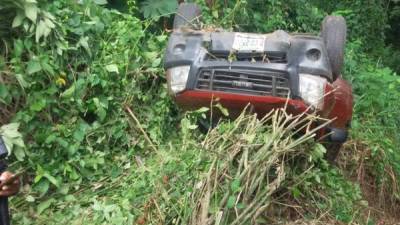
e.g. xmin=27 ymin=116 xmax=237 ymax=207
xmin=188 ymin=107 xmax=332 ymax=225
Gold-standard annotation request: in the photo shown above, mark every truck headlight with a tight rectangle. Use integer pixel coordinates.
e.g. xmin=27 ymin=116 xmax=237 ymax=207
xmin=299 ymin=74 xmax=327 ymax=110
xmin=166 ymin=66 xmax=191 ymax=94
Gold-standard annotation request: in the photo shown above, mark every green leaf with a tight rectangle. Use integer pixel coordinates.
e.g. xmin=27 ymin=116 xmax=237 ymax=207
xmin=195 ymin=107 xmax=209 ymax=114
xmin=56 ymin=138 xmax=69 ymax=148
xmin=314 ymin=174 xmax=321 ymax=183
xmin=311 ymin=143 xmax=326 ymax=161
xmin=237 ymin=203 xmax=245 ymax=209
xmin=97 ymin=108 xmax=107 ymax=121
xmin=15 ymin=74 xmax=29 ymax=89
xmin=143 ymin=52 xmax=158 ymax=60
xmin=140 ymin=0 xmax=178 ymax=19
xmin=34 ymin=179 xmax=50 ymax=196
xmin=152 ymin=58 xmax=161 ymax=67
xmin=43 ymin=173 xmax=60 ymax=187
xmin=73 ymin=130 xmax=85 ymax=142
xmin=30 ymin=99 xmax=46 ymax=112
xmin=94 ymin=0 xmax=108 ymax=5
xmin=35 ymin=18 xmax=53 ymax=43
xmin=0 ymin=123 xmax=25 ymax=155
xmin=77 ymin=36 xmax=90 ymax=55
xmin=37 ymin=199 xmax=55 ymax=215
xmin=58 ymin=185 xmax=69 ymax=195
xmin=227 ymin=196 xmax=236 ymax=209
xmin=14 ymin=147 xmax=25 ymax=161
xmin=212 ymin=10 xmax=219 ymax=19
xmin=41 ymin=61 xmax=55 ymax=75
xmin=61 ymin=84 xmax=76 ymax=98
xmin=156 ymin=35 xmax=167 ymax=42
xmin=0 ymin=84 xmax=10 ymax=103
xmin=291 ymin=187 xmax=301 ymax=199
xmin=73 ymin=123 xmax=89 ymax=142
xmin=27 ymin=60 xmax=42 ymax=74
xmin=44 ymin=18 xmax=55 ymax=29
xmin=0 ymin=123 xmax=21 ymax=137
xmin=13 ymin=40 xmax=24 ymax=57
xmin=12 ymin=10 xmax=26 ymax=28
xmin=35 ymin=20 xmax=47 ymax=42
xmin=65 ymin=195 xmax=76 ymax=202
xmin=105 ymin=64 xmax=119 ymax=74
xmin=93 ymin=97 xmax=109 ymax=121
xmin=24 ymin=2 xmax=38 ymax=22
xmin=230 ymin=179 xmax=241 ymax=193
xmin=45 ymin=134 xmax=57 ymax=144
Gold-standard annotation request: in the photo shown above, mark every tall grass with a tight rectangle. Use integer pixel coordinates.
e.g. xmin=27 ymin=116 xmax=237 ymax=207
xmin=188 ymin=109 xmax=329 ymax=224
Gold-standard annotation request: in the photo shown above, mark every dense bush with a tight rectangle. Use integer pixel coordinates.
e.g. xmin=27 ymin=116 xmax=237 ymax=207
xmin=2 ymin=0 xmax=174 ymax=209
xmin=344 ymin=41 xmax=400 ymax=207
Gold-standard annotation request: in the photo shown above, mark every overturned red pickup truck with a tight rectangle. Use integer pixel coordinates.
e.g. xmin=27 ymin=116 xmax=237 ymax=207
xmin=164 ymin=3 xmax=353 ymax=161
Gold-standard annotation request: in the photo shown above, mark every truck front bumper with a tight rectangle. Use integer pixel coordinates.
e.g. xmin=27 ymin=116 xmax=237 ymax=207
xmin=175 ymin=90 xmax=309 ymax=118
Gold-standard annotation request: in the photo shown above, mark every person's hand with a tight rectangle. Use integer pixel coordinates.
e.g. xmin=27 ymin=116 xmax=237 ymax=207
xmin=0 ymin=171 xmax=20 ymax=197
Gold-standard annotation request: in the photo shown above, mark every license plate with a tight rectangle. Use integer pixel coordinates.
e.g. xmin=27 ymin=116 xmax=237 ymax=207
xmin=232 ymin=33 xmax=265 ymax=52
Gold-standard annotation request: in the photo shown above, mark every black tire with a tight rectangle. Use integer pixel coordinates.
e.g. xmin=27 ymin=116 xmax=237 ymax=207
xmin=321 ymin=16 xmax=347 ymax=80
xmin=173 ymin=3 xmax=202 ymax=30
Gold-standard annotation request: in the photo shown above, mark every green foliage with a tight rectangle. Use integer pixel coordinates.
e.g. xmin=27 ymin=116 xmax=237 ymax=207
xmin=140 ymin=0 xmax=178 ymax=19
xmin=197 ymin=0 xmax=390 ymax=52
xmin=196 ymin=0 xmax=324 ymax=33
xmin=344 ymin=40 xmax=400 ymax=202
xmin=0 ymin=123 xmax=25 ymax=160
xmin=312 ymin=0 xmax=389 ymax=51
xmin=12 ymin=109 xmax=207 ymax=224
xmin=0 ymin=0 xmax=57 ymax=42
xmin=3 ymin=0 xmax=175 ymax=218
xmin=294 ymin=154 xmax=364 ymax=223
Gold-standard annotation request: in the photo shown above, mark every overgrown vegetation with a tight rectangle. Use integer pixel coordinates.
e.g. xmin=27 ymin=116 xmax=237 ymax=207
xmin=0 ymin=0 xmax=399 ymax=224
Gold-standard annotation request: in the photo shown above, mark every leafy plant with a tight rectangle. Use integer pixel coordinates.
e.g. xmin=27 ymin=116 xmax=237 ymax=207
xmin=0 ymin=0 xmax=56 ymax=42
xmin=3 ymin=0 xmax=173 ymax=216
xmin=140 ymin=0 xmax=178 ymax=19
xmin=0 ymin=123 xmax=25 ymax=160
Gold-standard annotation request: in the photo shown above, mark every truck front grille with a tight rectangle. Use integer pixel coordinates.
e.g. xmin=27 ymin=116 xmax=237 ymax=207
xmin=196 ymin=69 xmax=290 ymax=97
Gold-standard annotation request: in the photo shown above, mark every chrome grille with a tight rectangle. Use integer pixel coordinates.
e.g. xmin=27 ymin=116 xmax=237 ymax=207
xmin=196 ymin=69 xmax=290 ymax=97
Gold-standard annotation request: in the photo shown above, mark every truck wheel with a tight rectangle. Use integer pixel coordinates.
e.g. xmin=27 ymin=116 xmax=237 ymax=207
xmin=173 ymin=3 xmax=202 ymax=30
xmin=321 ymin=16 xmax=347 ymax=80
xmin=324 ymin=142 xmax=342 ymax=163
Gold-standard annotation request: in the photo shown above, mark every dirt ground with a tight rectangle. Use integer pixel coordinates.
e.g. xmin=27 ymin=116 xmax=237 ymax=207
xmin=339 ymin=141 xmax=400 ymax=225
